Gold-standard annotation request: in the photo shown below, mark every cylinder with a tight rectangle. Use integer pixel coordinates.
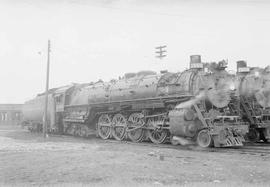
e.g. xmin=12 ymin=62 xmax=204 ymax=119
xmin=169 ymin=109 xmax=201 ymax=138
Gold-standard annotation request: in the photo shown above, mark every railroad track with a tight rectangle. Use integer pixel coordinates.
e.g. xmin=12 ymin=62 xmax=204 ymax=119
xmin=101 ymin=138 xmax=270 ymax=156
xmin=30 ymin=131 xmax=270 ymax=156
xmin=210 ymin=146 xmax=270 ymax=155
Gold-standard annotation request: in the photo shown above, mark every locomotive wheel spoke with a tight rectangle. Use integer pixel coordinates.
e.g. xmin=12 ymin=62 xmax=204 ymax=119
xmin=97 ymin=114 xmax=112 ymax=140
xmin=147 ymin=117 xmax=168 ymax=144
xmin=127 ymin=113 xmax=145 ymax=142
xmin=112 ymin=114 xmax=127 ymax=141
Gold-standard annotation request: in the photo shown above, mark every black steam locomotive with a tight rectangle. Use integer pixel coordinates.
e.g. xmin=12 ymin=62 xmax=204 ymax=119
xmin=236 ymin=61 xmax=270 ymax=142
xmin=22 ymin=55 xmax=249 ymax=147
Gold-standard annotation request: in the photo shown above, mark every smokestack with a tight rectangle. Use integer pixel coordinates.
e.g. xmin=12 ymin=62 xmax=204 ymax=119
xmin=190 ymin=55 xmax=201 ymax=64
xmin=190 ymin=55 xmax=203 ymax=69
xmin=236 ymin=60 xmax=247 ymax=70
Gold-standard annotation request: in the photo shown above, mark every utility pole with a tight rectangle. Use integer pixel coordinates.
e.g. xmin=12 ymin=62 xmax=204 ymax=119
xmin=43 ymin=40 xmax=51 ymax=138
xmin=155 ymin=45 xmax=167 ymax=59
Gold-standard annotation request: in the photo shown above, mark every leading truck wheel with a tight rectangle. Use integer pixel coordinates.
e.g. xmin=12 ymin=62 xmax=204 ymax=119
xmin=260 ymin=129 xmax=268 ymax=143
xmin=246 ymin=128 xmax=260 ymax=143
xmin=197 ymin=129 xmax=213 ymax=148
xmin=97 ymin=114 xmax=112 ymax=140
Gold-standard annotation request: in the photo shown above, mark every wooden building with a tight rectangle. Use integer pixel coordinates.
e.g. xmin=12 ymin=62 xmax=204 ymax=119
xmin=0 ymin=104 xmax=22 ymax=125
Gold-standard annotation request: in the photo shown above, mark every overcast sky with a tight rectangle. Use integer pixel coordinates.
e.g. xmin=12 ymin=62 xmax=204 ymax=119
xmin=0 ymin=0 xmax=270 ymax=103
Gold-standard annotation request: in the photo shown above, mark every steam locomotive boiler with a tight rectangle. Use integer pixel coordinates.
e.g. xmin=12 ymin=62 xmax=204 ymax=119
xmin=236 ymin=61 xmax=270 ymax=142
xmin=22 ymin=55 xmax=248 ymax=148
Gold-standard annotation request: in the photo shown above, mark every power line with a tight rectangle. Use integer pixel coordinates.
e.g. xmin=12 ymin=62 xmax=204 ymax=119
xmin=155 ymin=45 xmax=167 ymax=59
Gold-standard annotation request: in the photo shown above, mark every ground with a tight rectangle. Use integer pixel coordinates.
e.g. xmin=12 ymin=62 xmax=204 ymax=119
xmin=0 ymin=125 xmax=270 ymax=187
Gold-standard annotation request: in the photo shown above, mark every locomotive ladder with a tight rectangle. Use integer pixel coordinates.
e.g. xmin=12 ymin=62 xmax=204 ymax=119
xmin=240 ymin=97 xmax=257 ymax=125
xmin=228 ymin=95 xmax=240 ymax=115
xmin=193 ymin=103 xmax=208 ymax=128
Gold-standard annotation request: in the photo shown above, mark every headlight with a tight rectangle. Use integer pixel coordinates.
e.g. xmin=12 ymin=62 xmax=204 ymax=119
xmin=229 ymin=84 xmax=235 ymax=90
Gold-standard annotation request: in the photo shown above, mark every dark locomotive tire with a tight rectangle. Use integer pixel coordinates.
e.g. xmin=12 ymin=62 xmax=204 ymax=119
xmin=196 ymin=129 xmax=213 ymax=148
